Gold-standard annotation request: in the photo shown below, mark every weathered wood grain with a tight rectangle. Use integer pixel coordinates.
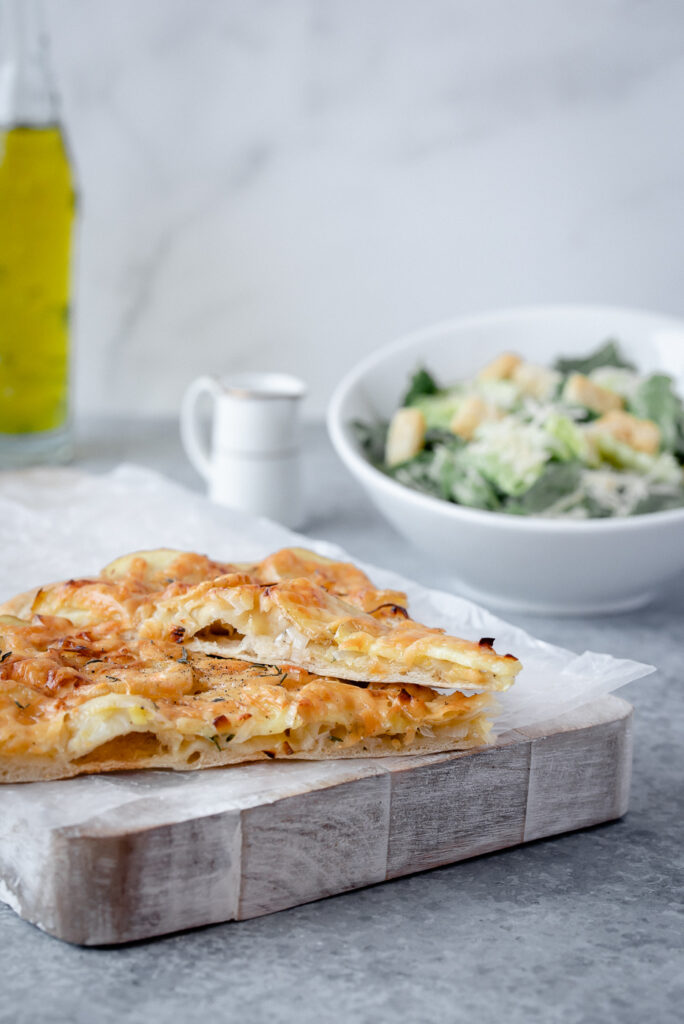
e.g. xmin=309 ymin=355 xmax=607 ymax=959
xmin=521 ymin=697 xmax=633 ymax=842
xmin=53 ymin=812 xmax=243 ymax=945
xmin=239 ymin=772 xmax=391 ymax=920
xmin=0 ymin=697 xmax=633 ymax=945
xmin=386 ymin=730 xmax=531 ymax=878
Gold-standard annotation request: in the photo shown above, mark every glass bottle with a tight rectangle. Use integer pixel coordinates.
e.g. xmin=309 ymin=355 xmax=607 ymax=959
xmin=0 ymin=0 xmax=76 ymax=466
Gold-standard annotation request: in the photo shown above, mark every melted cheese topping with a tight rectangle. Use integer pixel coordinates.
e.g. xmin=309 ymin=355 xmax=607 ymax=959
xmin=0 ymin=546 xmax=519 ymax=781
xmin=4 ymin=548 xmax=519 ymax=692
xmin=0 ymin=626 xmax=492 ymax=776
xmin=141 ymin=575 xmax=519 ymax=692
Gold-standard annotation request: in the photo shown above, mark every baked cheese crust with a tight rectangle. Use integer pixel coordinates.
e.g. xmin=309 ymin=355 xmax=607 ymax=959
xmin=143 ymin=577 xmax=519 ymax=691
xmin=117 ymin=549 xmax=520 ymax=692
xmin=0 ymin=617 xmax=492 ymax=783
xmin=2 ymin=548 xmax=520 ymax=693
xmin=0 ymin=547 xmax=519 ymax=782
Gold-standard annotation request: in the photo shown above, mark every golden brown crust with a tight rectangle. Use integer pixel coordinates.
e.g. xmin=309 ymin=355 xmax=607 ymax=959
xmin=248 ymin=547 xmax=410 ymax=613
xmin=0 ymin=629 xmax=493 ymax=782
xmin=140 ymin=573 xmax=519 ymax=692
xmin=0 ymin=546 xmax=519 ymax=782
xmin=101 ymin=546 xmax=409 ymax=613
xmin=7 ymin=548 xmax=520 ymax=692
xmin=0 ymin=729 xmax=492 ymax=784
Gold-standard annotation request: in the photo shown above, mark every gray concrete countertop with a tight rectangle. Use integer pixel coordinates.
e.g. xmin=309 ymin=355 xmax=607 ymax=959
xmin=1 ymin=419 xmax=682 ymax=1024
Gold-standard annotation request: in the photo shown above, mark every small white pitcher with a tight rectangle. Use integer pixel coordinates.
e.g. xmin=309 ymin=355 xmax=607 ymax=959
xmin=180 ymin=372 xmax=306 ymax=528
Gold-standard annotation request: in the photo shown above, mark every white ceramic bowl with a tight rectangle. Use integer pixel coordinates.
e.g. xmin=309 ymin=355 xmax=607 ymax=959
xmin=328 ymin=305 xmax=684 ymax=615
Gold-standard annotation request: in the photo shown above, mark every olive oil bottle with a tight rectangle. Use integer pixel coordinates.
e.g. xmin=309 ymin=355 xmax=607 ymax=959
xmin=0 ymin=0 xmax=76 ymax=465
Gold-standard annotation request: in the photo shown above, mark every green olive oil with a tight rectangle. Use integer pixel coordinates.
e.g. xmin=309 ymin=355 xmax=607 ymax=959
xmin=0 ymin=124 xmax=75 ymax=432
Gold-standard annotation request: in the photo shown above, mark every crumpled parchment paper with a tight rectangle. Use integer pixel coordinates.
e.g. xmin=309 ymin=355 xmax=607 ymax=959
xmin=0 ymin=463 xmax=654 ymax=735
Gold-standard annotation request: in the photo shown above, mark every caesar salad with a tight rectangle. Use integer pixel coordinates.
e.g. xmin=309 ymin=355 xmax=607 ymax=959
xmin=354 ymin=342 xmax=684 ymax=518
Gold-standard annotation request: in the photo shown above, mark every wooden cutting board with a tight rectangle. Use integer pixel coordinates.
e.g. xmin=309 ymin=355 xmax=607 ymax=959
xmin=0 ymin=696 xmax=632 ymax=945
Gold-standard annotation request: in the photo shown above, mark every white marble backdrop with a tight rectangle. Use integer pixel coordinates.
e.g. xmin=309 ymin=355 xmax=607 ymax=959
xmin=45 ymin=0 xmax=684 ymax=419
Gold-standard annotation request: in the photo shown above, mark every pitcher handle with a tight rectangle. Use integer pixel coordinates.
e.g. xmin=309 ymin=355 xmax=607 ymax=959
xmin=180 ymin=376 xmax=220 ymax=481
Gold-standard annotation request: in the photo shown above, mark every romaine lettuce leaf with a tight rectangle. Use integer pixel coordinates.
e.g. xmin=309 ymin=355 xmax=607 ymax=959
xmin=466 ymin=420 xmax=550 ymax=496
xmin=505 ymin=461 xmax=583 ymax=515
xmin=581 ymin=493 xmax=614 ymax=518
xmin=593 ymin=433 xmax=683 ymax=484
xmin=424 ymin=428 xmax=464 ymax=451
xmin=408 ymin=391 xmax=463 ymax=431
xmin=403 ymin=368 xmax=439 ymax=406
xmin=554 ymin=340 xmax=635 ymax=376
xmin=352 ymin=419 xmax=388 ymax=465
xmin=627 ymin=373 xmax=683 ymax=452
xmin=435 ymin=447 xmax=502 ymax=510
xmin=589 ymin=366 xmax=640 ymax=400
xmin=450 ymin=466 xmax=502 ymax=510
xmin=474 ymin=378 xmax=521 ymax=412
xmin=632 ymin=490 xmax=684 ymax=515
xmin=387 ymin=451 xmax=443 ymax=498
xmin=544 ymin=413 xmax=592 ymax=463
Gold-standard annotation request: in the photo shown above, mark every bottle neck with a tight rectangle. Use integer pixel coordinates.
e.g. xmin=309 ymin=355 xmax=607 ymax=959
xmin=0 ymin=0 xmax=58 ymax=127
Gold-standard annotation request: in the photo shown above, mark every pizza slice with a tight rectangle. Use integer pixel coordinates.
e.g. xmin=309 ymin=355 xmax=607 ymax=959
xmin=11 ymin=547 xmax=519 ymax=694
xmin=0 ymin=546 xmax=521 ymax=782
xmin=139 ymin=572 xmax=520 ymax=693
xmin=0 ymin=614 xmax=493 ymax=783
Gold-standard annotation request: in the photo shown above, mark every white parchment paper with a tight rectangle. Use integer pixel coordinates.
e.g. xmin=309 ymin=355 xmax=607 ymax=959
xmin=0 ymin=463 xmax=654 ymax=736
